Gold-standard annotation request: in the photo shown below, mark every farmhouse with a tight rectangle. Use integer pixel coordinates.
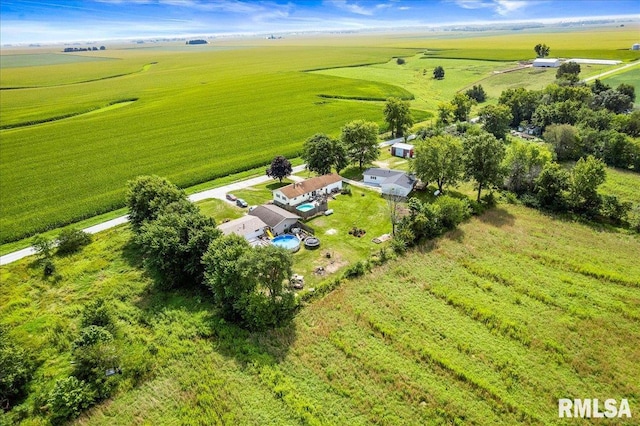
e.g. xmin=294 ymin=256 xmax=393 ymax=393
xmin=363 ymin=168 xmax=416 ymax=197
xmin=273 ymin=173 xmax=342 ymax=207
xmin=533 ymin=58 xmax=561 ymax=68
xmin=391 ymin=142 xmax=415 ymax=158
xmin=249 ymin=204 xmax=300 ymax=235
xmin=217 ymin=215 xmax=268 ymax=242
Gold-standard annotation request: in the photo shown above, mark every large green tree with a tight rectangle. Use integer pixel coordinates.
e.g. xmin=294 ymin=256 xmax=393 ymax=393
xmin=479 ymin=104 xmax=513 ymax=140
xmin=203 ymin=234 xmax=253 ymax=322
xmin=383 ymin=97 xmax=413 ymax=138
xmin=534 ymin=43 xmax=550 ymax=58
xmin=556 ymin=62 xmax=581 ymax=84
xmin=503 ymin=139 xmax=552 ymax=194
xmin=498 ymin=87 xmax=541 ymax=127
xmin=341 ymin=120 xmax=380 ymax=169
xmin=302 ymin=133 xmax=347 ymax=175
xmin=534 ymin=162 xmax=570 ymax=211
xmin=136 ymin=207 xmax=220 ymax=288
xmin=450 ymin=93 xmax=475 ymax=122
xmin=126 ymin=175 xmax=187 ymax=232
xmin=569 ymin=155 xmax=606 ymax=215
xmin=412 ymin=134 xmax=464 ymax=193
xmin=463 ymin=132 xmax=506 ymax=202
xmin=543 ymin=124 xmax=581 ymax=161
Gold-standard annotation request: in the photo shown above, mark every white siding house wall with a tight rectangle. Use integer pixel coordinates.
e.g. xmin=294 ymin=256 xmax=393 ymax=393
xmin=381 ymin=183 xmax=411 ymax=197
xmin=364 ymin=174 xmax=382 ymax=186
xmin=273 ymin=218 xmax=298 ymax=235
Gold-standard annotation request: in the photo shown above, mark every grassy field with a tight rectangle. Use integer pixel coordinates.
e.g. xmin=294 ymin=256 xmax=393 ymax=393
xmin=602 ymin=67 xmax=640 ymax=108
xmin=2 ymin=200 xmax=638 ymax=425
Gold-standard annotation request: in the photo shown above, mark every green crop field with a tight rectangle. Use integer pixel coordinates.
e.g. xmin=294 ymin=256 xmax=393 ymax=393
xmin=0 ymin=44 xmax=426 ymax=244
xmin=1 ymin=200 xmax=638 ymax=425
xmin=1 ymin=26 xmax=638 ymax=246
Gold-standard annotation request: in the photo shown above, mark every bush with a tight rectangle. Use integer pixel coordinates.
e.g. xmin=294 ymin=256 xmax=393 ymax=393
xmin=520 ymin=193 xmax=541 ymax=209
xmin=434 ymin=196 xmax=470 ymax=229
xmin=396 ymin=58 xmax=405 ymax=65
xmin=340 ymin=185 xmax=352 ymax=196
xmin=344 ymin=260 xmax=369 ymax=278
xmin=600 ymin=195 xmax=631 ymax=223
xmin=627 ymin=204 xmax=640 ymax=233
xmin=73 ymin=326 xmax=113 ymax=349
xmin=47 ymin=376 xmax=94 ymax=424
xmin=56 ymin=228 xmax=91 ymax=255
xmin=0 ymin=328 xmax=33 ymax=410
xmin=81 ymin=299 xmax=114 ymax=331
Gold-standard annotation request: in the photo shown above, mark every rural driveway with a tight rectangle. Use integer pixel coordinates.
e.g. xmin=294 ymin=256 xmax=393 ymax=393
xmin=1 ymin=137 xmax=410 ymax=266
xmin=583 ymin=61 xmax=639 ymax=83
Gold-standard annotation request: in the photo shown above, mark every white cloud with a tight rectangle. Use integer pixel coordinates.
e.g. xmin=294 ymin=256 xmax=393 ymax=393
xmin=450 ymin=0 xmax=532 ymax=15
xmin=324 ymin=0 xmax=376 ymax=16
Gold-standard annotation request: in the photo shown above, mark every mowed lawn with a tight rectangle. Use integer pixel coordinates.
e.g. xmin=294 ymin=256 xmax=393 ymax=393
xmin=0 ymin=44 xmax=422 ymax=244
xmin=1 ymin=202 xmax=638 ymax=424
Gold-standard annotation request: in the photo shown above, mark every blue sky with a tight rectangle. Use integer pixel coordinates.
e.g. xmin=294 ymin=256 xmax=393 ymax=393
xmin=1 ymin=0 xmax=638 ymax=44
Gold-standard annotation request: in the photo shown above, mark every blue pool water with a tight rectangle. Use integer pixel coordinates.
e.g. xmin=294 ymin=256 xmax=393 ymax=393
xmin=296 ymin=203 xmax=315 ymax=212
xmin=271 ymin=234 xmax=300 ymax=251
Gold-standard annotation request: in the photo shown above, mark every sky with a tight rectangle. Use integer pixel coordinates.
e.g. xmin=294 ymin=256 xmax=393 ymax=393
xmin=1 ymin=0 xmax=639 ymax=45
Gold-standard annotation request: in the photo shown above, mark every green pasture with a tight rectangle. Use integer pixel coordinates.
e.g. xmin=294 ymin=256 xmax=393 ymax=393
xmin=602 ymin=67 xmax=640 ymax=107
xmin=1 ymin=202 xmax=638 ymax=424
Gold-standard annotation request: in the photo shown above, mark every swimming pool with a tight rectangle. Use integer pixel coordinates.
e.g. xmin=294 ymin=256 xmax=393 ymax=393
xmin=271 ymin=234 xmax=300 ymax=252
xmin=296 ymin=203 xmax=315 ymax=212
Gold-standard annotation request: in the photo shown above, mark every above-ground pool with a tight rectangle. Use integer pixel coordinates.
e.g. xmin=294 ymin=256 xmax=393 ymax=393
xmin=296 ymin=203 xmax=315 ymax=212
xmin=271 ymin=234 xmax=300 ymax=252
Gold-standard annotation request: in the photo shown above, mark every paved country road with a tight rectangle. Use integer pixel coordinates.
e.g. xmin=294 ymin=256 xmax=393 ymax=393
xmin=0 ymin=138 xmax=412 ymax=266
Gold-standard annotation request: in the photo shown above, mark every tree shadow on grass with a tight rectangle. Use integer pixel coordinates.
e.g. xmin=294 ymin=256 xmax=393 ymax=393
xmin=476 ymin=207 xmax=516 ymax=227
xmin=130 ymin=270 xmax=298 ymax=369
xmin=266 ymin=181 xmax=289 ymax=191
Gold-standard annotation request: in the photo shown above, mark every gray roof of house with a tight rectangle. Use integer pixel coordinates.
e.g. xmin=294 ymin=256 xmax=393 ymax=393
xmin=249 ymin=204 xmax=299 ymax=228
xmin=364 ymin=168 xmax=406 ymax=178
xmin=381 ymin=172 xmax=416 ymax=190
xmin=217 ymin=215 xmax=268 ymax=237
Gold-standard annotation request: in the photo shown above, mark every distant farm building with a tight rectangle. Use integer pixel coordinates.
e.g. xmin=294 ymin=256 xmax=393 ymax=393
xmin=632 ymin=43 xmax=640 ymax=51
xmin=273 ymin=173 xmax=342 ymax=207
xmin=390 ymin=142 xmax=415 ymax=158
xmin=363 ymin=168 xmax=416 ymax=198
xmin=186 ymin=39 xmax=208 ymax=45
xmin=567 ymin=58 xmax=622 ymax=65
xmin=532 ymin=58 xmax=561 ymax=68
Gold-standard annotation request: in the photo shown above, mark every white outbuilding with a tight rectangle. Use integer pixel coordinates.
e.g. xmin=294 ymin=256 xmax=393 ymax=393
xmin=532 ymin=58 xmax=561 ymax=68
xmin=632 ymin=43 xmax=640 ymax=51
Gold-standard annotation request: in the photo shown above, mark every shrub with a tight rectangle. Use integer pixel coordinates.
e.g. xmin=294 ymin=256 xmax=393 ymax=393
xmin=0 ymin=328 xmax=33 ymax=410
xmin=396 ymin=58 xmax=405 ymax=65
xmin=81 ymin=299 xmax=114 ymax=331
xmin=47 ymin=376 xmax=94 ymax=424
xmin=340 ymin=185 xmax=352 ymax=196
xmin=600 ymin=195 xmax=631 ymax=223
xmin=73 ymin=326 xmax=113 ymax=349
xmin=434 ymin=196 xmax=470 ymax=229
xmin=627 ymin=204 xmax=640 ymax=233
xmin=520 ymin=193 xmax=541 ymax=209
xmin=56 ymin=228 xmax=91 ymax=255
xmin=344 ymin=260 xmax=369 ymax=278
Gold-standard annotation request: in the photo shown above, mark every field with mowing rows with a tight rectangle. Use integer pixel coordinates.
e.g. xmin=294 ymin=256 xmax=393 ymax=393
xmin=1 ymin=200 xmax=638 ymax=425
